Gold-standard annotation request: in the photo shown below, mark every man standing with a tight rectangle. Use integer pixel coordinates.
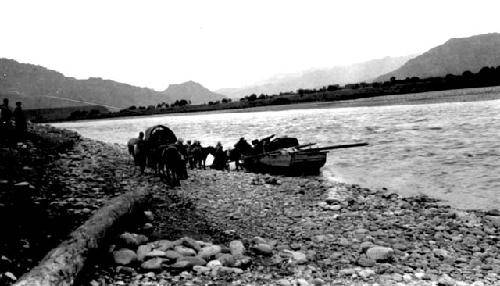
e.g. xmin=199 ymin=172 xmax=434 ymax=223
xmin=0 ymin=98 xmax=12 ymax=125
xmin=134 ymin=132 xmax=147 ymax=174
xmin=13 ymin=101 xmax=27 ymax=139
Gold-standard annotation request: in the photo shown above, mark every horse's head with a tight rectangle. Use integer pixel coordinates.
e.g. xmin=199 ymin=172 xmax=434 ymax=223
xmin=204 ymin=146 xmax=216 ymax=155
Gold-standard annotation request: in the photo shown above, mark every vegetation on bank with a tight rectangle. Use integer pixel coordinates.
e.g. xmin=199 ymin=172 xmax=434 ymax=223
xmin=36 ymin=65 xmax=500 ymax=122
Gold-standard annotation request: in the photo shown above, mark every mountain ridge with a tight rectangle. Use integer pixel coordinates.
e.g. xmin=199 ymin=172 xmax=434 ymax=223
xmin=0 ymin=58 xmax=222 ymax=109
xmin=376 ymin=33 xmax=500 ymax=81
xmin=216 ymin=55 xmax=414 ymax=98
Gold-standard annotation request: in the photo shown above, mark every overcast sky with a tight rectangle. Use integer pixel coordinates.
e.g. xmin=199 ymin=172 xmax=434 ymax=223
xmin=1 ymin=0 xmax=499 ymax=91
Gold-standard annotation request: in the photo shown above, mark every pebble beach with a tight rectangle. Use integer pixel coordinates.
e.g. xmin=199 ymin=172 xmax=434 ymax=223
xmin=2 ymin=125 xmax=499 ymax=286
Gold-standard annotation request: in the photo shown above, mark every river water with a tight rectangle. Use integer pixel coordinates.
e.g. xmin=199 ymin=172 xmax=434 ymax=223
xmin=52 ymin=99 xmax=500 ymax=210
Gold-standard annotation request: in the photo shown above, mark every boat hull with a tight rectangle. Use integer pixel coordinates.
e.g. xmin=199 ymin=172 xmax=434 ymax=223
xmin=242 ymin=151 xmax=327 ymax=175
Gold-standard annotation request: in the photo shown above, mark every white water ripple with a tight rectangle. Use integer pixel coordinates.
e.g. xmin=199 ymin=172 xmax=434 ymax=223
xmin=52 ymin=99 xmax=500 ymax=210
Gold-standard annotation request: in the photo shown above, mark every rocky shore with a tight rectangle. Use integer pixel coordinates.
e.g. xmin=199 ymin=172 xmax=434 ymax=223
xmin=77 ymin=159 xmax=499 ymax=284
xmin=2 ymin=126 xmax=499 ymax=286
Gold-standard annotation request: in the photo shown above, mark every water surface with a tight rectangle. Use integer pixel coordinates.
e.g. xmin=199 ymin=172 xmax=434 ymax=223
xmin=52 ymin=99 xmax=500 ymax=210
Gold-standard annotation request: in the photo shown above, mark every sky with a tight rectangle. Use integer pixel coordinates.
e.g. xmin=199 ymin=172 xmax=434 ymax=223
xmin=1 ymin=0 xmax=499 ymax=91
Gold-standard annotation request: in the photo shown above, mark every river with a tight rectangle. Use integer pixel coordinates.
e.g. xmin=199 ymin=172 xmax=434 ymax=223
xmin=51 ymin=99 xmax=500 ymax=210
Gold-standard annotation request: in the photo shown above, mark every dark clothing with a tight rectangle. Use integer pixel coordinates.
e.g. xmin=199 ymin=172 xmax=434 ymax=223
xmin=213 ymin=146 xmax=227 ymax=170
xmin=234 ymin=138 xmax=253 ymax=155
xmin=134 ymin=139 xmax=147 ymax=173
xmin=13 ymin=106 xmax=27 ymax=135
xmin=0 ymin=104 xmax=12 ymax=124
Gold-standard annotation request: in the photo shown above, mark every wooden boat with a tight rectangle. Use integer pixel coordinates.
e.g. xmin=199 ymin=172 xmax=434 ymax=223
xmin=242 ymin=149 xmax=328 ymax=175
xmin=241 ymin=137 xmax=368 ymax=175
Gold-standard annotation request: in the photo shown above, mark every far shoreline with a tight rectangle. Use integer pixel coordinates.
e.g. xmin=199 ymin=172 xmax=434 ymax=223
xmin=53 ymin=86 xmax=500 ymax=123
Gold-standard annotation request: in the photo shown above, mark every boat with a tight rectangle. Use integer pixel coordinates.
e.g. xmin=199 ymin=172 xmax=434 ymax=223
xmin=241 ymin=136 xmax=368 ymax=175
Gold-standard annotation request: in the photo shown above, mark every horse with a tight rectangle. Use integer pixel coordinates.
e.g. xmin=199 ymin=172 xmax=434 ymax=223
xmin=159 ymin=145 xmax=183 ymax=186
xmin=231 ymin=138 xmax=254 ymax=171
xmin=227 ymin=148 xmax=243 ymax=171
xmin=195 ymin=146 xmax=215 ymax=169
xmin=127 ymin=138 xmax=139 ymax=156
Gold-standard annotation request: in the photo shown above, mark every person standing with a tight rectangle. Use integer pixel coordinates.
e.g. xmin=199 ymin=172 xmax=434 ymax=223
xmin=0 ymin=98 xmax=12 ymax=125
xmin=134 ymin=132 xmax=147 ymax=174
xmin=0 ymin=98 xmax=13 ymax=144
xmin=13 ymin=101 xmax=27 ymax=139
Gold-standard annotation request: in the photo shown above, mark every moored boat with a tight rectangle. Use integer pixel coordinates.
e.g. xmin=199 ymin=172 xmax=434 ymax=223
xmin=240 ymin=136 xmax=367 ymax=175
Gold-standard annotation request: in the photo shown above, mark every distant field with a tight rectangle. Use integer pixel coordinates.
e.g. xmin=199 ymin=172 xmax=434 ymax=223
xmin=214 ymin=86 xmax=500 ymax=114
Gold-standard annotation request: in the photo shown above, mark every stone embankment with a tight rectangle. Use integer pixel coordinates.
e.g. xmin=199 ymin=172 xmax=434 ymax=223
xmin=2 ymin=125 xmax=499 ymax=285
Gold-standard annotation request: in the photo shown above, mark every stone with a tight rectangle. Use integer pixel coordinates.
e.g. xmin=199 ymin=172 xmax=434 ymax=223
xmin=312 ymin=278 xmax=325 ymax=286
xmin=366 ymin=246 xmax=394 ymax=262
xmin=233 ymin=255 xmax=252 ymax=268
xmin=198 ymin=245 xmax=222 ymax=259
xmin=229 ymin=240 xmax=245 ymax=256
xmin=277 ymin=279 xmax=292 ymax=286
xmin=181 ymin=237 xmax=202 ymax=251
xmin=324 ymin=204 xmax=342 ymax=211
xmin=113 ymin=248 xmax=137 ymax=265
xmin=141 ymin=257 xmax=165 ymax=271
xmin=253 ymin=243 xmax=273 ymax=255
xmin=164 ymin=250 xmax=183 ymax=260
xmin=137 ymin=244 xmax=153 ymax=261
xmin=178 ymin=256 xmax=207 ymax=267
xmin=143 ymin=223 xmax=153 ymax=232
xmin=174 ymin=245 xmax=196 ymax=256
xmin=252 ymin=236 xmax=267 ymax=244
xmin=154 ymin=240 xmax=176 ymax=251
xmin=213 ymin=266 xmax=243 ymax=275
xmin=144 ymin=250 xmax=167 ymax=259
xmin=169 ymin=260 xmax=191 ymax=271
xmin=144 ymin=211 xmax=154 ymax=221
xmin=119 ymin=233 xmax=148 ymax=248
xmin=116 ymin=266 xmax=135 ymax=275
xmin=296 ymin=278 xmax=311 ymax=286
xmin=359 ymin=269 xmax=375 ymax=279
xmin=485 ymin=208 xmax=500 ymax=216
xmin=357 ymin=255 xmax=376 ymax=267
xmin=485 ymin=216 xmax=500 ymax=227
xmin=193 ymin=265 xmax=211 ymax=274
xmin=414 ymin=272 xmax=426 ymax=279
xmin=207 ymin=259 xmax=222 ymax=269
xmin=283 ymin=250 xmax=308 ymax=264
xmin=437 ymin=274 xmax=456 ymax=286
xmin=4 ymin=272 xmax=16 ymax=281
xmin=217 ymin=253 xmax=236 ymax=267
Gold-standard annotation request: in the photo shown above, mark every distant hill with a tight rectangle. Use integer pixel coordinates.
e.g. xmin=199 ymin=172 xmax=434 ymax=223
xmin=216 ymin=55 xmax=413 ymax=99
xmin=0 ymin=58 xmax=222 ymax=109
xmin=159 ymin=80 xmax=226 ymax=104
xmin=377 ymin=33 xmax=500 ymax=81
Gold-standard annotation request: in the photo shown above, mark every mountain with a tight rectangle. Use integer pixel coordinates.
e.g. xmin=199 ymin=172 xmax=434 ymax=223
xmin=0 ymin=58 xmax=222 ymax=110
xmin=376 ymin=33 xmax=500 ymax=82
xmin=216 ymin=55 xmax=413 ymax=98
xmin=159 ymin=80 xmax=226 ymax=104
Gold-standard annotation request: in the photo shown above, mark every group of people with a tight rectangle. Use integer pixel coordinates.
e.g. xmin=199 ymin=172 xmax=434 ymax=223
xmin=185 ymin=140 xmax=228 ymax=171
xmin=1 ymin=98 xmax=27 ymax=143
xmin=127 ymin=130 xmax=276 ymax=183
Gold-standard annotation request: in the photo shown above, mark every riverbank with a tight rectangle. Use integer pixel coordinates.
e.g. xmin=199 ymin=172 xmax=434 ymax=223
xmin=3 ymin=126 xmax=499 ymax=285
xmin=71 ymin=147 xmax=498 ymax=284
xmin=47 ymin=86 xmax=500 ymax=123
xmin=0 ymin=125 xmax=141 ymax=285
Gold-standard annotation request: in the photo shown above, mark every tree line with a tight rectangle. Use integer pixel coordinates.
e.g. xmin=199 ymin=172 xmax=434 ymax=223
xmin=64 ymin=65 xmax=500 ymax=121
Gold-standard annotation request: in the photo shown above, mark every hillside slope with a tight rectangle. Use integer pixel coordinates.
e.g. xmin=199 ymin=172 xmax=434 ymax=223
xmin=0 ymin=59 xmax=223 ymax=109
xmin=159 ymin=81 xmax=226 ymax=104
xmin=377 ymin=33 xmax=500 ymax=81
xmin=216 ymin=55 xmax=413 ymax=99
